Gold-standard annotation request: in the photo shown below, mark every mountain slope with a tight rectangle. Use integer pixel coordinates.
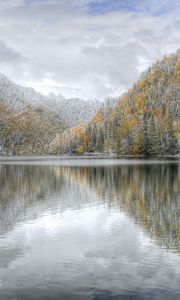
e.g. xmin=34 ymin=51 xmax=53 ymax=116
xmin=48 ymin=94 xmax=101 ymax=127
xmin=0 ymin=73 xmax=51 ymax=111
xmin=0 ymin=101 xmax=65 ymax=154
xmin=0 ymin=74 xmax=101 ymax=128
xmin=0 ymin=74 xmax=100 ymax=154
xmin=50 ymin=51 xmax=180 ymax=156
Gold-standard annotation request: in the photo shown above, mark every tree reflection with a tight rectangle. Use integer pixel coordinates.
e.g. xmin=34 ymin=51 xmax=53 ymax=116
xmin=0 ymin=162 xmax=179 ymax=252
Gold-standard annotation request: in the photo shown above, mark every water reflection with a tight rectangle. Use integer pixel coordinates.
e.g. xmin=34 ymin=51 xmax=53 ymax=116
xmin=0 ymin=163 xmax=179 ymax=251
xmin=0 ymin=161 xmax=180 ymax=299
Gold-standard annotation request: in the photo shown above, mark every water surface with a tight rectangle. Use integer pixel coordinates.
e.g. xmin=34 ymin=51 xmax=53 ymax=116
xmin=0 ymin=159 xmax=180 ymax=299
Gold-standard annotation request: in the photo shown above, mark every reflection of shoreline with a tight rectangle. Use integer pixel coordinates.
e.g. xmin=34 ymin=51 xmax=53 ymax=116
xmin=0 ymin=163 xmax=179 ymax=253
xmin=0 ymin=165 xmax=97 ymax=235
xmin=0 ymin=165 xmax=64 ymax=234
xmin=57 ymin=164 xmax=180 ymax=252
xmin=0 ymin=155 xmax=180 ymax=160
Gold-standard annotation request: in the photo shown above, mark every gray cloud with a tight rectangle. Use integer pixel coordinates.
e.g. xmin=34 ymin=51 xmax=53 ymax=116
xmin=0 ymin=40 xmax=25 ymax=63
xmin=0 ymin=0 xmax=179 ymax=99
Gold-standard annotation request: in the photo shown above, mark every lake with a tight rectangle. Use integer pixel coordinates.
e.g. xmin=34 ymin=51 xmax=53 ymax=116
xmin=0 ymin=159 xmax=179 ymax=300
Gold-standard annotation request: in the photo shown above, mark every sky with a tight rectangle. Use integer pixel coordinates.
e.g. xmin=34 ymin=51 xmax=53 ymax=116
xmin=0 ymin=0 xmax=180 ymax=100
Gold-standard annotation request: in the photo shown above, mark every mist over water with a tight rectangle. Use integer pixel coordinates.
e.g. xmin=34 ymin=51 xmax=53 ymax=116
xmin=0 ymin=160 xmax=179 ymax=300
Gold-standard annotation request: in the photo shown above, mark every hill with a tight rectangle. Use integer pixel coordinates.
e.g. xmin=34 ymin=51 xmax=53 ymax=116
xmin=0 ymin=101 xmax=65 ymax=155
xmin=50 ymin=51 xmax=180 ymax=156
xmin=0 ymin=74 xmax=100 ymax=154
xmin=0 ymin=74 xmax=100 ymax=128
xmin=48 ymin=94 xmax=101 ymax=127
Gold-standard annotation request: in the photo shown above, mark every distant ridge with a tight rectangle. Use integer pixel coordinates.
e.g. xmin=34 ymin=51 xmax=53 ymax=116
xmin=0 ymin=73 xmax=102 ymax=154
xmin=0 ymin=73 xmax=101 ymax=127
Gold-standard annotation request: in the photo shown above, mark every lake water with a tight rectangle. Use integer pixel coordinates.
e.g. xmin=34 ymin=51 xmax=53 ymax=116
xmin=0 ymin=159 xmax=179 ymax=300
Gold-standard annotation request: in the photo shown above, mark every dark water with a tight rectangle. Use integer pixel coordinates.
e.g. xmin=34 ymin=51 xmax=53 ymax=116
xmin=0 ymin=159 xmax=179 ymax=300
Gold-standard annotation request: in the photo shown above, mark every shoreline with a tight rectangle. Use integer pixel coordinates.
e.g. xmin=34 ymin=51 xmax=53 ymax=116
xmin=0 ymin=154 xmax=179 ymax=162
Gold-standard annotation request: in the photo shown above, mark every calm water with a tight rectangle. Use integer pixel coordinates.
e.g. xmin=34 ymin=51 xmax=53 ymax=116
xmin=0 ymin=159 xmax=179 ymax=300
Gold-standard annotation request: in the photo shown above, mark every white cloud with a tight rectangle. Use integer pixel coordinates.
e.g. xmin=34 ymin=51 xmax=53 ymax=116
xmin=0 ymin=0 xmax=179 ymax=99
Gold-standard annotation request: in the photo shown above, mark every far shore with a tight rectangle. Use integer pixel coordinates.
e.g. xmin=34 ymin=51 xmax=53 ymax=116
xmin=0 ymin=153 xmax=179 ymax=162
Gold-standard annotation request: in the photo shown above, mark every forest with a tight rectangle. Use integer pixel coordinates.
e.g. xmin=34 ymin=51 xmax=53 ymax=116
xmin=50 ymin=51 xmax=180 ymax=156
xmin=0 ymin=51 xmax=180 ymax=156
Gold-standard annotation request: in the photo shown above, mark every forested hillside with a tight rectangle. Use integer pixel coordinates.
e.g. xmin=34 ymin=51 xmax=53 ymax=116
xmin=0 ymin=74 xmax=100 ymax=128
xmin=1 ymin=51 xmax=180 ymax=156
xmin=0 ymin=102 xmax=65 ymax=154
xmin=48 ymin=95 xmax=101 ymax=127
xmin=0 ymin=75 xmax=100 ymax=154
xmin=0 ymin=73 xmax=51 ymax=111
xmin=50 ymin=51 xmax=180 ymax=156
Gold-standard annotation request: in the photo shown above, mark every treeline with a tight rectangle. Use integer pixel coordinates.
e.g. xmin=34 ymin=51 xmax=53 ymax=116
xmin=50 ymin=51 xmax=180 ymax=156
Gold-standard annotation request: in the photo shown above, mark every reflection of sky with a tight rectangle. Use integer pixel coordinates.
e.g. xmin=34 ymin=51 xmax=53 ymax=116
xmin=0 ymin=206 xmax=180 ymax=299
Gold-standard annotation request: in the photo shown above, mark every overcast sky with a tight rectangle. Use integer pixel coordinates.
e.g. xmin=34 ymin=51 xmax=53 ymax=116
xmin=0 ymin=0 xmax=180 ymax=99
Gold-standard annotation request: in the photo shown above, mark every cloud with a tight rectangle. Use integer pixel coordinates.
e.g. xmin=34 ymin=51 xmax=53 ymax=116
xmin=0 ymin=40 xmax=25 ymax=63
xmin=0 ymin=40 xmax=26 ymax=78
xmin=0 ymin=0 xmax=179 ymax=99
